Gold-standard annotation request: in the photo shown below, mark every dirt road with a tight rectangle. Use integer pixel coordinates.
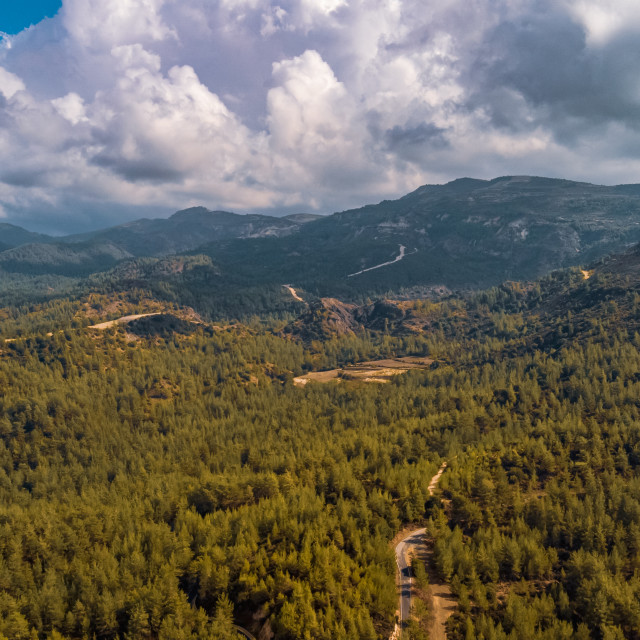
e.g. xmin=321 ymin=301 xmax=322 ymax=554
xmin=394 ymin=462 xmax=455 ymax=639
xmin=234 ymin=625 xmax=257 ymax=639
xmin=428 ymin=462 xmax=447 ymax=495
xmin=283 ymin=284 xmax=304 ymax=302
xmin=423 ymin=545 xmax=456 ymax=639
xmin=348 ymin=245 xmax=415 ymax=277
xmin=395 ymin=529 xmax=426 ymax=628
xmin=88 ymin=313 xmax=161 ymax=329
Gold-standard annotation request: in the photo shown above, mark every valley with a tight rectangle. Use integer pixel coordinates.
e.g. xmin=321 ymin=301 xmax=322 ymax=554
xmin=6 ymin=0 xmax=640 ymax=634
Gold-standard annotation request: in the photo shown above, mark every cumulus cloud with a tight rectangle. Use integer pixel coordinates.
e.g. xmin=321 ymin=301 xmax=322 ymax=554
xmin=89 ymin=45 xmax=258 ymax=184
xmin=62 ymin=0 xmax=174 ymax=48
xmin=267 ymin=50 xmax=373 ymax=190
xmin=1 ymin=0 xmax=640 ymax=232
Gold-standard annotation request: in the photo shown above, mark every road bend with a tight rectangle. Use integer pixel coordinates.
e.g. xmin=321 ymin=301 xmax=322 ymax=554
xmin=393 ymin=461 xmax=451 ymax=638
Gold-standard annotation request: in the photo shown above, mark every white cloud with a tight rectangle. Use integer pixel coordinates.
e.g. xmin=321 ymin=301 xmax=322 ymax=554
xmin=0 ymin=66 xmax=25 ymax=99
xmin=266 ymin=49 xmax=390 ymax=204
xmin=1 ymin=0 xmax=640 ymax=232
xmin=256 ymin=0 xmax=347 ymax=35
xmin=52 ymin=93 xmax=87 ymax=124
xmin=62 ymin=0 xmax=174 ymax=49
xmin=94 ymin=45 xmax=263 ymax=183
xmin=295 ymin=0 xmax=347 ymax=29
xmin=567 ymin=0 xmax=640 ymax=45
xmin=268 ymin=50 xmax=354 ymax=154
xmin=260 ymin=5 xmax=292 ymax=36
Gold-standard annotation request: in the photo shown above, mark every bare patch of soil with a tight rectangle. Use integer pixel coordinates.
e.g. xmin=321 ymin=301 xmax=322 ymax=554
xmin=423 ymin=548 xmax=457 ymax=640
xmin=88 ymin=313 xmax=162 ymax=330
xmin=294 ymin=356 xmax=433 ymax=387
xmin=283 ymin=285 xmax=304 ymax=302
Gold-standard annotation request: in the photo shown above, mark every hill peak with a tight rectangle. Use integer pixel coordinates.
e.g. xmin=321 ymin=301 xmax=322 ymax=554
xmin=169 ymin=207 xmax=229 ymax=220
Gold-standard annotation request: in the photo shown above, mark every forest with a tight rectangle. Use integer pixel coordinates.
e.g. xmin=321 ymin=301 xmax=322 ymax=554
xmin=0 ymin=248 xmax=639 ymax=639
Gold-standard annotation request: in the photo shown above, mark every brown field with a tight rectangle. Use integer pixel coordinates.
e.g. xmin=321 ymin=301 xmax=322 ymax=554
xmin=293 ymin=356 xmax=433 ymax=387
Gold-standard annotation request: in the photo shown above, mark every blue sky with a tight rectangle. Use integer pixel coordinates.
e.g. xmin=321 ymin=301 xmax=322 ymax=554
xmin=0 ymin=0 xmax=639 ymax=234
xmin=0 ymin=0 xmax=62 ymax=34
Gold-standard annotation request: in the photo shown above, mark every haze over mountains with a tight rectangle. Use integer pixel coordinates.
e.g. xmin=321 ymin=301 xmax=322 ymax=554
xmin=3 ymin=176 xmax=640 ymax=303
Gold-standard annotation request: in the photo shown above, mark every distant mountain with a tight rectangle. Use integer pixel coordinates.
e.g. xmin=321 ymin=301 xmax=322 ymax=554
xmin=5 ymin=176 xmax=640 ymax=306
xmin=64 ymin=207 xmax=316 ymax=256
xmin=0 ymin=208 xmax=319 ymax=278
xmin=0 ymin=241 xmax=132 ymax=276
xmin=207 ymin=175 xmax=640 ymax=296
xmin=0 ymin=223 xmax=54 ymax=248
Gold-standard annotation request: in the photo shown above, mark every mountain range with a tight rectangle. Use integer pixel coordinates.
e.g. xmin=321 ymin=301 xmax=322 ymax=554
xmin=3 ymin=175 xmax=640 ymax=310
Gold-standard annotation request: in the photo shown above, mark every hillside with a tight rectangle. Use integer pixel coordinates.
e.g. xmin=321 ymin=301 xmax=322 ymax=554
xmin=285 ymin=298 xmax=413 ymax=341
xmin=0 ymin=222 xmax=54 ymax=248
xmin=0 ymin=241 xmax=133 ymax=276
xmin=207 ymin=176 xmax=640 ymax=296
xmin=282 ymin=240 xmax=640 ymax=357
xmin=0 ymin=208 xmax=318 ymax=281
xmin=4 ymin=175 xmax=640 ymax=316
xmin=0 ymin=239 xmax=640 ymax=638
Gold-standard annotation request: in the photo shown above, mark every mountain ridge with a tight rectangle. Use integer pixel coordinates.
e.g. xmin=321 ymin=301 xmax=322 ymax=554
xmin=0 ymin=222 xmax=55 ymax=247
xmin=4 ymin=175 xmax=640 ymax=307
xmin=200 ymin=175 xmax=640 ymax=296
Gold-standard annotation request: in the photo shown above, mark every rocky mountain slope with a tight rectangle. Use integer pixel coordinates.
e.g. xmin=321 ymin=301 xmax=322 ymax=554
xmin=284 ymin=298 xmax=413 ymax=341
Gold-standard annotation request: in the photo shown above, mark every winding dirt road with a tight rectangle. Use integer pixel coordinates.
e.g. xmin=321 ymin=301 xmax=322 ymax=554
xmin=394 ymin=462 xmax=455 ymax=639
xmin=348 ymin=244 xmax=416 ymax=277
xmin=283 ymin=284 xmax=304 ymax=302
xmin=428 ymin=462 xmax=447 ymax=495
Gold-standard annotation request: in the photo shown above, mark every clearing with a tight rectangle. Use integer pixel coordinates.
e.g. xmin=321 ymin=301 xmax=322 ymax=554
xmin=293 ymin=356 xmax=433 ymax=387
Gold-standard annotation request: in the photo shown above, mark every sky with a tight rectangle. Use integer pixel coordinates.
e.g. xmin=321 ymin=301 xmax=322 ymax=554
xmin=0 ymin=1 xmax=62 ymax=35
xmin=0 ymin=0 xmax=639 ymax=233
